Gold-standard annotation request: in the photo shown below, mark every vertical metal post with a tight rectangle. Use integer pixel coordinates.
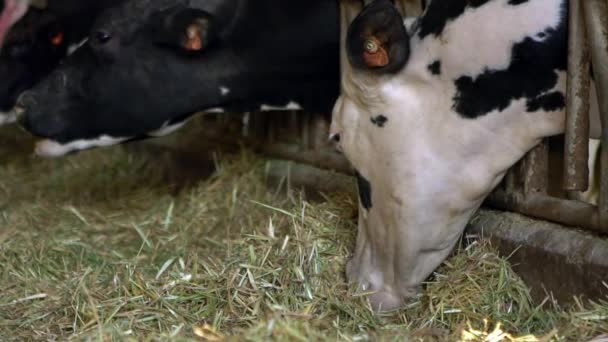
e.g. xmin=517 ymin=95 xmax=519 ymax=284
xmin=564 ymin=0 xmax=591 ymax=191
xmin=582 ymin=0 xmax=608 ymax=227
xmin=310 ymin=114 xmax=330 ymax=151
xmin=523 ymin=141 xmax=549 ymax=196
xmin=299 ymin=111 xmax=311 ymax=151
xmin=266 ymin=112 xmax=277 ymax=144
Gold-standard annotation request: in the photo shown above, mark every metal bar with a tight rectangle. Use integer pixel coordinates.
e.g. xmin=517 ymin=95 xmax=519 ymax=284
xmin=504 ymin=166 xmax=518 ymax=193
xmin=249 ymin=112 xmax=267 ymax=142
xmin=310 ymin=114 xmax=330 ymax=151
xmin=299 ymin=111 xmax=311 ymax=150
xmin=522 ymin=141 xmax=549 ymax=195
xmin=266 ymin=112 xmax=277 ymax=144
xmin=486 ymin=191 xmax=605 ymax=234
xmin=261 ymin=143 xmax=353 ymax=174
xmin=582 ymin=0 xmax=608 ymax=228
xmin=564 ymin=0 xmax=591 ymax=191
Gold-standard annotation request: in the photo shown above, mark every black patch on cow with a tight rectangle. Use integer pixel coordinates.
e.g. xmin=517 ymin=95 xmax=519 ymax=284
xmin=418 ymin=0 xmax=490 ymax=39
xmin=428 ymin=60 xmax=441 ymax=75
xmin=355 ymin=171 xmax=373 ymax=210
xmin=370 ymin=114 xmax=388 ymax=127
xmin=452 ymin=1 xmax=567 ymax=119
xmin=509 ymin=0 xmax=530 ymax=5
xmin=526 ymin=91 xmax=565 ymax=112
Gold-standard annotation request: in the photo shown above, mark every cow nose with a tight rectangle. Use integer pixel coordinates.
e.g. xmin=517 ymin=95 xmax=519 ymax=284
xmin=16 ymin=91 xmax=37 ymax=109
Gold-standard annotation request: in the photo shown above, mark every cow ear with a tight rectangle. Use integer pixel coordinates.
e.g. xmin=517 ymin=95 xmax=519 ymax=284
xmin=155 ymin=8 xmax=216 ymax=52
xmin=174 ymin=9 xmax=215 ymax=52
xmin=347 ymin=0 xmax=410 ymax=74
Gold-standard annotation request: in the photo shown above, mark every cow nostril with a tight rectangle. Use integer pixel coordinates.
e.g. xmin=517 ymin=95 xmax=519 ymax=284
xmin=16 ymin=91 xmax=37 ymax=110
xmin=330 ymin=133 xmax=341 ymax=142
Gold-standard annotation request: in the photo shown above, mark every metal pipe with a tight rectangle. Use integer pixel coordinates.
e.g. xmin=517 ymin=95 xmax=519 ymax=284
xmin=564 ymin=0 xmax=591 ymax=191
xmin=310 ymin=114 xmax=330 ymax=151
xmin=299 ymin=111 xmax=311 ymax=150
xmin=582 ymin=0 xmax=608 ymax=228
xmin=523 ymin=141 xmax=549 ymax=195
xmin=261 ymin=143 xmax=353 ymax=174
xmin=486 ymin=191 xmax=605 ymax=234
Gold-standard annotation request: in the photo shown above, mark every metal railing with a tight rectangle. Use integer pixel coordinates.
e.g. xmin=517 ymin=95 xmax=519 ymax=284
xmin=486 ymin=0 xmax=608 ymax=234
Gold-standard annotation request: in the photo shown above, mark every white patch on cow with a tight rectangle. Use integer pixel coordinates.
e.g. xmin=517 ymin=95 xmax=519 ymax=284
xmin=411 ymin=0 xmax=563 ymax=80
xmin=219 ymin=86 xmax=230 ymax=96
xmin=35 ymin=135 xmax=128 ymax=157
xmin=260 ymin=101 xmax=302 ymax=111
xmin=67 ymin=38 xmax=88 ymax=55
xmin=205 ymin=107 xmax=225 ymax=113
xmin=0 ymin=109 xmax=17 ymax=125
xmin=403 ymin=17 xmax=418 ymax=33
xmin=148 ymin=120 xmax=187 ymax=137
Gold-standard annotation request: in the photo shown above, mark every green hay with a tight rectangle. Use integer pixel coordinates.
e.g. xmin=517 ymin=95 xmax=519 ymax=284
xmin=0 ymin=126 xmax=607 ymax=341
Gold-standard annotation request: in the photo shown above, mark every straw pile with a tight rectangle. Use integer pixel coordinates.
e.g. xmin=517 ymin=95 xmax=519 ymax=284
xmin=0 ymin=125 xmax=606 ymax=341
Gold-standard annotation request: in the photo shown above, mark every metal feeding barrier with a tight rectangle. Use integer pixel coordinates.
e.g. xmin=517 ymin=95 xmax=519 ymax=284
xmin=179 ymin=0 xmax=607 ymax=234
xmin=486 ymin=0 xmax=608 ymax=234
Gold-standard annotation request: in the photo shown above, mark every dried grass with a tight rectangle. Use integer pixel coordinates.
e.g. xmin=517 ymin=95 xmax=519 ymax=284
xmin=0 ymin=126 xmax=606 ymax=341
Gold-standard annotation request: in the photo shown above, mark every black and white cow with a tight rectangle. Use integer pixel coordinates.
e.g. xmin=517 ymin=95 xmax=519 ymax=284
xmin=16 ymin=0 xmax=340 ymax=156
xmin=331 ymin=0 xmax=602 ymax=311
xmin=0 ymin=0 xmax=125 ymax=125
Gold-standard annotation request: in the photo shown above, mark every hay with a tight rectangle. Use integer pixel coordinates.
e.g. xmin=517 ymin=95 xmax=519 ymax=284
xmin=0 ymin=126 xmax=607 ymax=341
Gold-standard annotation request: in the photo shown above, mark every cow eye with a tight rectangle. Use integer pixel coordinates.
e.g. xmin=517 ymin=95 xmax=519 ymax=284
xmin=49 ymin=31 xmax=64 ymax=46
xmin=95 ymin=30 xmax=112 ymax=44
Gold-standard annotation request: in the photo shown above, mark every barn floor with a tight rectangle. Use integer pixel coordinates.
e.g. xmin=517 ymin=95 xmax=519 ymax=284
xmin=1 ymin=125 xmax=607 ymax=341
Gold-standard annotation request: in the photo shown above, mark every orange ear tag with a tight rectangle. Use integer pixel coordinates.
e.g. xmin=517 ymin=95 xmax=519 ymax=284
xmin=363 ymin=37 xmax=389 ymax=67
xmin=184 ymin=24 xmax=202 ymax=51
xmin=51 ymin=31 xmax=64 ymax=46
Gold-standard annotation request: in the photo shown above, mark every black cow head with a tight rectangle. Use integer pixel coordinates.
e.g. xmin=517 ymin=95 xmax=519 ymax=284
xmin=17 ymin=0 xmax=340 ymax=156
xmin=0 ymin=8 xmax=68 ymax=118
xmin=1 ymin=0 xmax=126 ymax=125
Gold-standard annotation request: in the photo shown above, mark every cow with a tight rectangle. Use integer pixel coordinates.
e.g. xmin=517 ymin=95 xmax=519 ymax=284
xmin=15 ymin=0 xmax=340 ymax=157
xmin=330 ymin=0 xmax=602 ymax=311
xmin=0 ymin=0 xmax=126 ymax=125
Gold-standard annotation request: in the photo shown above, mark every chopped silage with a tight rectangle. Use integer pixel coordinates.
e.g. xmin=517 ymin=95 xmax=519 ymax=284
xmin=0 ymin=126 xmax=607 ymax=341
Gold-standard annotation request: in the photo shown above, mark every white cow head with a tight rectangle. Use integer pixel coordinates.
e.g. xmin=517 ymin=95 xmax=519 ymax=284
xmin=331 ymin=0 xmax=567 ymax=311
